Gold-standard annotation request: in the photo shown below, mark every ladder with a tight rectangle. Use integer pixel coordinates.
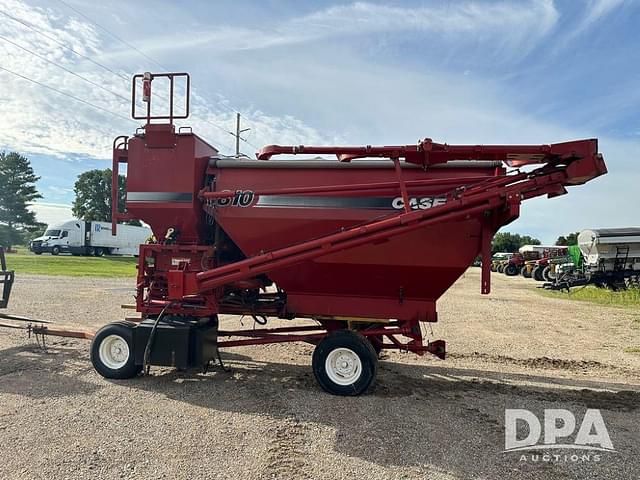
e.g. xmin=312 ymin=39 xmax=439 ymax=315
xmin=614 ymin=246 xmax=630 ymax=271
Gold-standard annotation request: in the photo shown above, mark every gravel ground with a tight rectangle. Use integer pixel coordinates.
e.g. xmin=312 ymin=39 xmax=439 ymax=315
xmin=0 ymin=270 xmax=638 ymax=479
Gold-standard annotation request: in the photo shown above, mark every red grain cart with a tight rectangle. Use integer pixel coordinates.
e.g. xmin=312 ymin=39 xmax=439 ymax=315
xmin=4 ymin=73 xmax=608 ymax=395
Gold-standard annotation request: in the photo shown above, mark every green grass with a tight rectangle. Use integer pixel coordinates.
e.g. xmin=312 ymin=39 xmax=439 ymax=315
xmin=3 ymin=248 xmax=137 ymax=277
xmin=538 ymin=285 xmax=640 ymax=308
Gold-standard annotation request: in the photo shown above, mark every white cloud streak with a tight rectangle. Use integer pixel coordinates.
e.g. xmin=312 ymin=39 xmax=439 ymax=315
xmin=29 ymin=202 xmax=73 ymax=226
xmin=122 ymin=0 xmax=558 ymax=62
xmin=0 ymin=0 xmax=329 ymax=159
xmin=1 ymin=0 xmax=638 ymax=241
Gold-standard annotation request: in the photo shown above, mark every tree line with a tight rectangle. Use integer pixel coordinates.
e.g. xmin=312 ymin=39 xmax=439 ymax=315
xmin=0 ymin=150 xmax=583 ymax=250
xmin=0 ymin=151 xmax=136 ymax=249
xmin=491 ymin=231 xmax=580 ymax=253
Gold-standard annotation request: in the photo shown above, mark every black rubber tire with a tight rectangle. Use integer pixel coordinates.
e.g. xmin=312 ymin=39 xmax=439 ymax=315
xmin=91 ymin=322 xmax=142 ymax=379
xmin=521 ymin=266 xmax=531 ymax=278
xmin=355 ymin=323 xmax=384 ymax=355
xmin=504 ymin=264 xmax=518 ymax=276
xmin=51 ymin=246 xmax=60 ymax=256
xmin=93 ymin=247 xmax=104 ymax=257
xmin=532 ymin=265 xmax=545 ymax=282
xmin=497 ymin=264 xmax=504 ymax=273
xmin=542 ymin=265 xmax=554 ymax=282
xmin=34 ymin=251 xmax=42 ymax=255
xmin=312 ymin=330 xmax=378 ymax=396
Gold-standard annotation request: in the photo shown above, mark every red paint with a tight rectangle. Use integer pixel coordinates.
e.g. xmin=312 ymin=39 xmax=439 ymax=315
xmin=110 ymin=73 xmax=607 ymax=358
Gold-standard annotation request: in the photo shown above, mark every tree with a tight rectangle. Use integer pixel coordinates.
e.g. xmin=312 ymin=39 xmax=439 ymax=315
xmin=555 ymin=232 xmax=579 ymax=246
xmin=0 ymin=151 xmax=42 ymax=248
xmin=72 ymin=169 xmax=140 ymax=225
xmin=492 ymin=232 xmax=541 ymax=253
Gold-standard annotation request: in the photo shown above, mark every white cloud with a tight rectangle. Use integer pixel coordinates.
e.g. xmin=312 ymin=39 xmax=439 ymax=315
xmin=0 ymin=0 xmax=330 ymax=159
xmin=29 ymin=202 xmax=73 ymax=226
xmin=46 ymin=185 xmax=73 ymax=195
xmin=119 ymin=0 xmax=558 ymax=63
xmin=1 ymin=0 xmax=637 ymax=241
xmin=579 ymin=0 xmax=627 ymax=31
xmin=555 ymin=0 xmax=628 ymax=48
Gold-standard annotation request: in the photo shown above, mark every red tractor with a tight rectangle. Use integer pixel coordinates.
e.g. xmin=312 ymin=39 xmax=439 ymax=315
xmin=503 ymin=251 xmax=541 ymax=276
xmin=531 ymin=247 xmax=569 ymax=281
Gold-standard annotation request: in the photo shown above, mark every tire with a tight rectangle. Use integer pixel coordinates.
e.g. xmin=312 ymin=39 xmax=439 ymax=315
xmin=532 ymin=265 xmax=545 ymax=282
xmin=51 ymin=246 xmax=60 ymax=256
xmin=504 ymin=264 xmax=518 ymax=276
xmin=497 ymin=264 xmax=504 ymax=273
xmin=34 ymin=251 xmax=42 ymax=255
xmin=312 ymin=330 xmax=378 ymax=396
xmin=93 ymin=247 xmax=104 ymax=257
xmin=542 ymin=266 xmax=555 ymax=282
xmin=521 ymin=267 xmax=531 ymax=278
xmin=91 ymin=322 xmax=142 ymax=379
xmin=357 ymin=323 xmax=384 ymax=355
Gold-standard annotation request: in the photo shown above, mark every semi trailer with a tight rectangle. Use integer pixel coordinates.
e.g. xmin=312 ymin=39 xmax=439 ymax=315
xmin=0 ymin=72 xmax=608 ymax=395
xmin=29 ymin=220 xmax=151 ymax=256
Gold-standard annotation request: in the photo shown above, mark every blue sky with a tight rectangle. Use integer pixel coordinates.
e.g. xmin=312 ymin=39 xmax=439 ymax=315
xmin=0 ymin=0 xmax=638 ymax=242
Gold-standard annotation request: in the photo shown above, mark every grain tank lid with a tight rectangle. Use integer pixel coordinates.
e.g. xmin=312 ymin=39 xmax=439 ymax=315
xmin=209 ymin=157 xmax=503 ymax=170
xmin=578 ymin=228 xmax=640 ymax=246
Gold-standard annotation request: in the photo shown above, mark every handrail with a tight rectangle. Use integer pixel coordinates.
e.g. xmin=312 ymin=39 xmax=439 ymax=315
xmin=111 ymin=135 xmax=130 ymax=235
xmin=131 ymin=72 xmax=190 ymax=124
xmin=256 ymin=139 xmax=599 ymax=168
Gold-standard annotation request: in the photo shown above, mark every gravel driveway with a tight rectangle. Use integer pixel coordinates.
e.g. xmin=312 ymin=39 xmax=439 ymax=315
xmin=0 ymin=270 xmax=638 ymax=479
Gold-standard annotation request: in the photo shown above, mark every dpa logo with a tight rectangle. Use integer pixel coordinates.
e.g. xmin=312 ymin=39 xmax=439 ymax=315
xmin=504 ymin=409 xmax=615 ymax=453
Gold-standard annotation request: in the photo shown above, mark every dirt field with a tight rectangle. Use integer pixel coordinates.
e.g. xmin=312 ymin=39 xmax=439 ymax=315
xmin=1 ymin=269 xmax=638 ymax=480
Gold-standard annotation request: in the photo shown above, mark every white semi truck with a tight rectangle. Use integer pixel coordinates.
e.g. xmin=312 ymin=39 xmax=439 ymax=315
xmin=29 ymin=220 xmax=151 ymax=256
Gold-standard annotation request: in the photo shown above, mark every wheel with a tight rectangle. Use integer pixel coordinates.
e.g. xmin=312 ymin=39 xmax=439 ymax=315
xmin=91 ymin=322 xmax=142 ymax=379
xmin=532 ymin=265 xmax=545 ymax=281
xmin=521 ymin=266 xmax=531 ymax=278
xmin=51 ymin=246 xmax=60 ymax=256
xmin=34 ymin=251 xmax=42 ymax=255
xmin=312 ymin=330 xmax=378 ymax=396
xmin=356 ymin=323 xmax=384 ymax=355
xmin=542 ymin=265 xmax=555 ymax=282
xmin=93 ymin=247 xmax=104 ymax=257
xmin=504 ymin=264 xmax=518 ymax=276
xmin=497 ymin=264 xmax=504 ymax=273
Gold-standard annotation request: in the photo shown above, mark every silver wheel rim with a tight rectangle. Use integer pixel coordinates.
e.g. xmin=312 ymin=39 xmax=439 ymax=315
xmin=325 ymin=347 xmax=362 ymax=386
xmin=98 ymin=334 xmax=130 ymax=370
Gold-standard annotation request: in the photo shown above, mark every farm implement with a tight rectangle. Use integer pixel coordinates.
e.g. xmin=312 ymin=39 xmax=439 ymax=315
xmin=0 ymin=72 xmax=607 ymax=395
xmin=545 ymin=228 xmax=640 ymax=291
